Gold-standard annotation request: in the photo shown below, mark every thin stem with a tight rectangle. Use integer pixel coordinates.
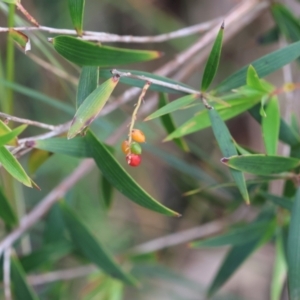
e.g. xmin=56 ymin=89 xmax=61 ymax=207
xmin=112 ymin=69 xmax=200 ymax=95
xmin=0 ymin=112 xmax=57 ymax=130
xmin=0 ymin=18 xmax=221 ymax=43
xmin=3 ymin=248 xmax=11 ymax=300
xmin=127 ymin=81 xmax=151 ymax=146
xmin=129 ymin=206 xmax=253 ymax=255
xmin=27 ymin=265 xmax=97 ymax=286
xmin=5 ymin=4 xmax=15 ymax=115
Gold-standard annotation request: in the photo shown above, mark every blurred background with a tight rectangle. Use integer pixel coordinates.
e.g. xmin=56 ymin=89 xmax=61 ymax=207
xmin=0 ymin=0 xmax=299 ymax=299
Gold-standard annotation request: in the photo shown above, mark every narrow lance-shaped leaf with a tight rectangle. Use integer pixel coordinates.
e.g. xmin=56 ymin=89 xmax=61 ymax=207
xmin=0 ymin=119 xmax=18 ymax=146
xmin=100 ymin=69 xmax=194 ymax=94
xmin=68 ymin=76 xmax=119 ymax=139
xmin=262 ymin=96 xmax=280 ymax=155
xmin=0 ymin=124 xmax=26 ymax=148
xmin=209 ymin=108 xmax=249 ymax=203
xmin=222 ymin=154 xmax=300 ymax=176
xmin=261 ymin=192 xmax=293 ymax=211
xmin=271 ymin=3 xmax=300 ymax=43
xmin=246 ymin=64 xmax=271 ymax=92
xmin=0 ymin=187 xmax=18 ymax=227
xmin=20 ymin=241 xmax=73 ymax=272
xmin=34 ymin=137 xmax=92 ymax=158
xmin=77 ymin=66 xmax=99 ymax=108
xmin=249 ymin=104 xmax=300 ymax=147
xmin=28 ymin=149 xmax=52 ymax=175
xmin=191 ymin=221 xmax=270 ymax=248
xmin=216 ymin=39 xmax=300 ymax=93
xmin=145 ymin=93 xmax=198 ymax=121
xmin=257 ymin=26 xmax=280 ymax=45
xmin=208 ymin=213 xmax=276 ymax=297
xmin=288 ymin=188 xmax=300 ymax=300
xmin=86 ymin=131 xmax=180 ymax=217
xmin=0 ymin=147 xmax=33 ymax=187
xmin=201 ymin=22 xmax=224 ymax=91
xmin=0 ymin=0 xmax=18 ymax=3
xmin=11 ymin=257 xmax=39 ymax=300
xmin=9 ymin=29 xmax=31 ymax=52
xmin=59 ymin=201 xmax=138 ymax=285
xmin=68 ymin=0 xmax=85 ymax=36
xmin=271 ymin=231 xmax=287 ymax=300
xmin=165 ymin=91 xmax=262 ymax=140
xmin=101 ymin=175 xmax=114 ymax=210
xmin=52 ymin=36 xmax=162 ymax=67
xmin=157 ymin=93 xmax=189 ymax=152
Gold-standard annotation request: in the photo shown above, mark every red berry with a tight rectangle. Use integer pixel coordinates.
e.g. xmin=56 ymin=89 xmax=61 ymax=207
xmin=126 ymin=154 xmax=141 ymax=167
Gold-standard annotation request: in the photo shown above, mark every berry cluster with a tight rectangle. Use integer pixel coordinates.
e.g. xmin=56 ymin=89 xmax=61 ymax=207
xmin=122 ymin=129 xmax=145 ymax=167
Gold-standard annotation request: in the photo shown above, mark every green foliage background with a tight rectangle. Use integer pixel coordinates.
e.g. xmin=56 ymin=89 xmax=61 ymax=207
xmin=0 ymin=1 xmax=300 ymax=300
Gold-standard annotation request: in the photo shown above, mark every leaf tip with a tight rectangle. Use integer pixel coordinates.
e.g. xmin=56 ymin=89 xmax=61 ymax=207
xmin=174 ymin=212 xmax=182 ymax=218
xmin=157 ymin=51 xmax=164 ymax=58
xmin=220 ymin=157 xmax=229 ymax=164
xmin=221 ymin=21 xmax=225 ymax=29
xmin=25 ymin=140 xmax=36 ymax=148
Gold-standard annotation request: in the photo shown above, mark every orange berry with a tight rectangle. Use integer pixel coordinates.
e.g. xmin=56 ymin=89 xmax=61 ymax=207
xmin=126 ymin=154 xmax=141 ymax=167
xmin=121 ymin=140 xmax=130 ymax=154
xmin=131 ymin=129 xmax=146 ymax=143
xmin=121 ymin=141 xmax=142 ymax=155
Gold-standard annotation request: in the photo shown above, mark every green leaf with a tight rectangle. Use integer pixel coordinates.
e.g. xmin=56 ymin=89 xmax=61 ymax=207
xmin=68 ymin=0 xmax=85 ymax=36
xmin=207 ymin=211 xmax=275 ymax=297
xmin=261 ymin=192 xmax=293 ymax=211
xmin=191 ymin=221 xmax=270 ymax=248
xmin=77 ymin=66 xmax=99 ymax=108
xmin=100 ymin=69 xmax=195 ymax=94
xmin=0 ymin=187 xmax=18 ymax=226
xmin=68 ymin=76 xmax=119 ymax=139
xmin=249 ymin=104 xmax=300 ymax=147
xmin=246 ymin=65 xmax=271 ymax=92
xmin=1 ymin=0 xmax=18 ymax=3
xmin=86 ymin=131 xmax=180 ymax=217
xmin=0 ymin=119 xmax=17 ymax=146
xmin=271 ymin=3 xmax=300 ymax=42
xmin=145 ymin=143 xmax=215 ymax=184
xmin=0 ymin=79 xmax=74 ymax=114
xmin=157 ymin=93 xmax=189 ymax=152
xmin=216 ymin=40 xmax=300 ymax=93
xmin=271 ymin=231 xmax=287 ymax=300
xmin=257 ymin=26 xmax=280 ymax=45
xmin=11 ymin=257 xmax=39 ymax=300
xmin=28 ymin=149 xmax=52 ymax=174
xmin=20 ymin=241 xmax=73 ymax=272
xmin=222 ymin=154 xmax=300 ymax=175
xmin=262 ymin=97 xmax=280 ymax=155
xmin=165 ymin=92 xmax=262 ymax=140
xmin=59 ymin=201 xmax=138 ymax=285
xmin=52 ymin=36 xmax=162 ymax=66
xmin=9 ymin=29 xmax=30 ymax=52
xmin=34 ymin=137 xmax=92 ymax=158
xmin=201 ymin=22 xmax=224 ymax=91
xmin=145 ymin=94 xmax=198 ymax=121
xmin=101 ymin=175 xmax=114 ymax=210
xmin=288 ymin=188 xmax=300 ymax=300
xmin=0 ymin=146 xmax=32 ymax=187
xmin=0 ymin=124 xmax=27 ymax=147
xmin=208 ymin=109 xmax=249 ymax=204
xmin=44 ymin=203 xmax=65 ymax=244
